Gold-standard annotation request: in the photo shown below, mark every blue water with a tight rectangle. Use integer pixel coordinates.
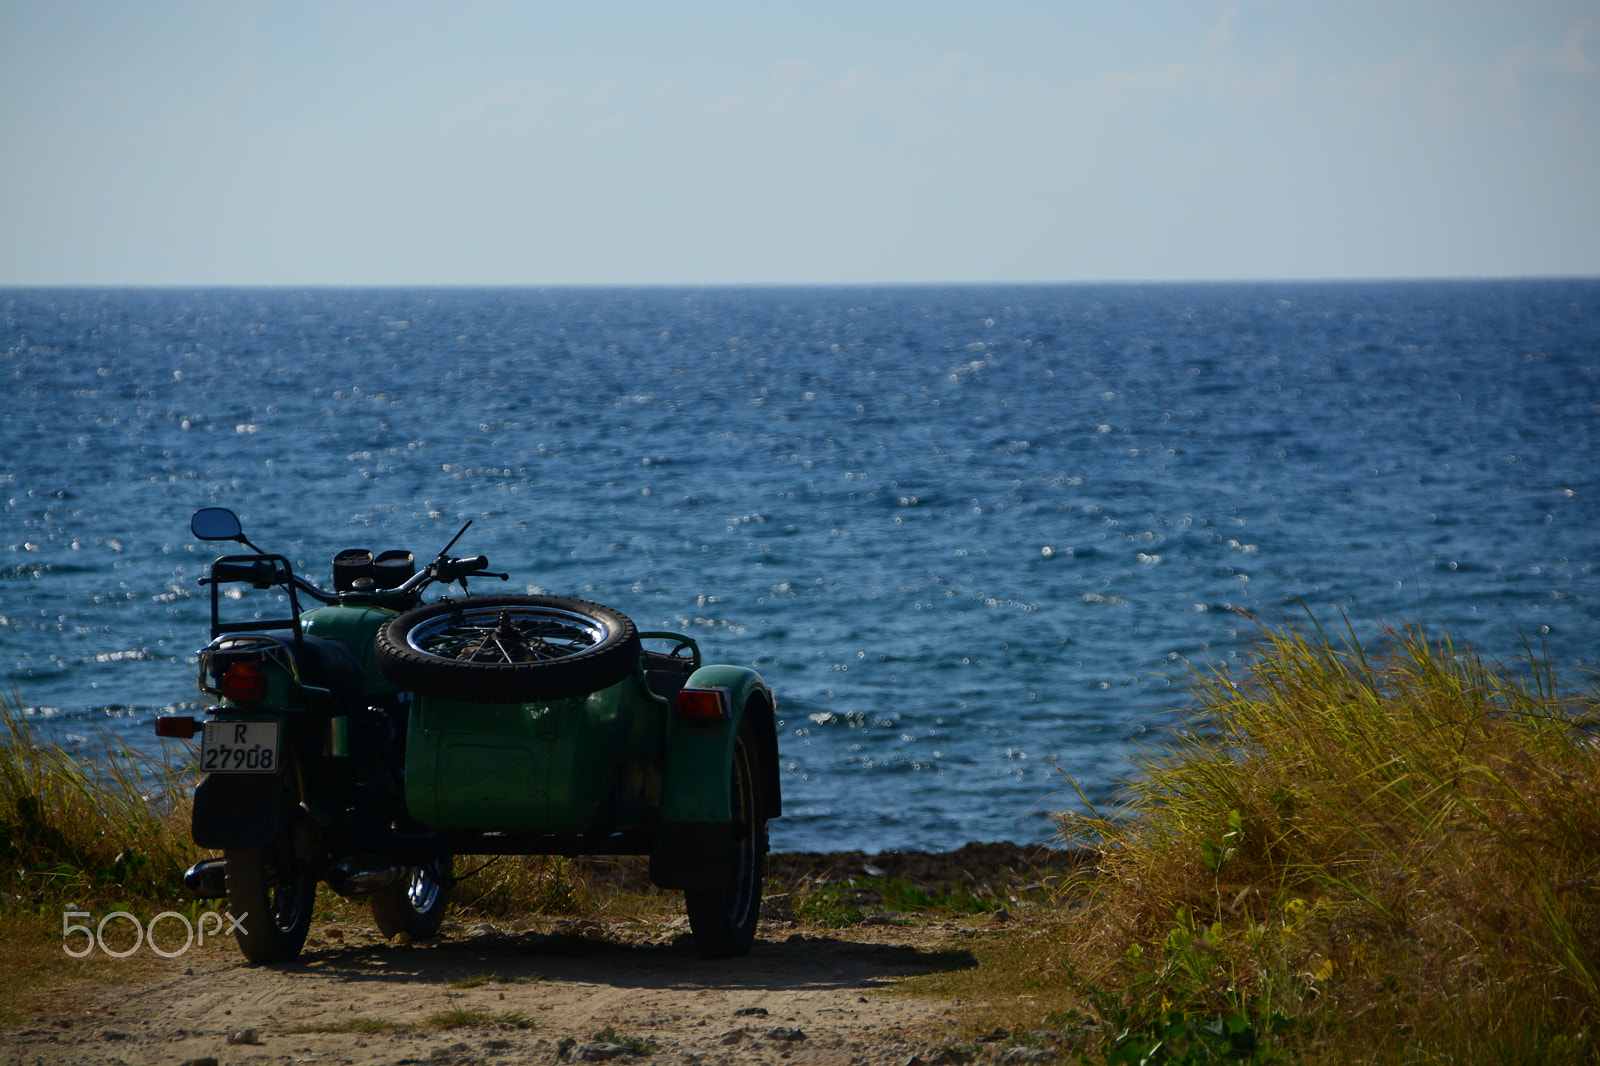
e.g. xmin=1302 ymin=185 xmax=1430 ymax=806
xmin=4 ymin=282 xmax=1598 ymax=853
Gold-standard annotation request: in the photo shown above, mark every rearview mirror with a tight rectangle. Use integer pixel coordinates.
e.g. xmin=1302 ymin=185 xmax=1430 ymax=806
xmin=191 ymin=507 xmax=244 ymax=542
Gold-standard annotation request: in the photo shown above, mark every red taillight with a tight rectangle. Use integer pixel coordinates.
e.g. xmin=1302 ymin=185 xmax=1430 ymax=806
xmin=219 ymin=661 xmax=269 ymax=704
xmin=674 ymin=688 xmax=730 ymax=721
xmin=154 ymin=715 xmax=199 ymax=739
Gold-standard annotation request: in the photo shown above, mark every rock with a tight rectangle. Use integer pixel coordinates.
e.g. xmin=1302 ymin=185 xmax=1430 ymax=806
xmin=717 ymin=1028 xmax=749 ymax=1045
xmin=927 ymin=1050 xmax=975 ymax=1065
xmin=553 ymin=919 xmax=606 ymax=938
xmin=101 ymin=1029 xmax=132 ymax=1041
xmin=765 ymin=1026 xmax=807 ymax=1042
xmin=572 ymin=1042 xmax=633 ymax=1061
xmin=180 ymin=1058 xmax=220 ymax=1066
xmin=733 ymin=1006 xmax=769 ymax=1017
xmin=226 ymin=1027 xmax=261 ymax=1045
xmin=759 ymin=893 xmax=795 ymax=920
xmin=996 ymin=1048 xmax=1052 ymax=1065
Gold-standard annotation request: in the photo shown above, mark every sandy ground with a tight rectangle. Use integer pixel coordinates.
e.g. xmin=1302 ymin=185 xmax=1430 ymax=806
xmin=2 ymin=847 xmax=1082 ymax=1066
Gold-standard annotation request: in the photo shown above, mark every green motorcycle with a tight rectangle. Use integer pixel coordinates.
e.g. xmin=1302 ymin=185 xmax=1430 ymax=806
xmin=156 ymin=508 xmax=780 ymax=964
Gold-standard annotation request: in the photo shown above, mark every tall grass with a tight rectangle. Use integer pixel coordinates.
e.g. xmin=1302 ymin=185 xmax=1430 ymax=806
xmin=0 ymin=689 xmax=200 ymax=909
xmin=1056 ymin=619 xmax=1600 ymax=1064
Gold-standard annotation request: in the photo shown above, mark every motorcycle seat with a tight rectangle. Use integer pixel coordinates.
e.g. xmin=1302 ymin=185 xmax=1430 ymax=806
xmin=204 ymin=633 xmax=367 ymax=703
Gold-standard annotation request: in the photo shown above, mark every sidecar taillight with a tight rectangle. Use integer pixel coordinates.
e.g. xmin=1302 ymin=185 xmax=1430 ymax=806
xmin=219 ymin=661 xmax=269 ymax=704
xmin=674 ymin=688 xmax=730 ymax=722
xmin=154 ymin=715 xmax=199 ymax=739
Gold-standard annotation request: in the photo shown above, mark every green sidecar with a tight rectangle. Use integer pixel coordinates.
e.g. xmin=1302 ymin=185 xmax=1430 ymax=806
xmin=159 ymin=509 xmax=780 ymax=965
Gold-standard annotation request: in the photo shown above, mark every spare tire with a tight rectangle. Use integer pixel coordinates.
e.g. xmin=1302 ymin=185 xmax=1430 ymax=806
xmin=375 ymin=595 xmax=640 ymax=703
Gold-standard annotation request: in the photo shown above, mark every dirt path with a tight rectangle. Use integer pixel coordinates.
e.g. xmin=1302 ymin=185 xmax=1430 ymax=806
xmin=2 ymin=908 xmax=1010 ymax=1066
xmin=3 ymin=846 xmax=1083 ymax=1066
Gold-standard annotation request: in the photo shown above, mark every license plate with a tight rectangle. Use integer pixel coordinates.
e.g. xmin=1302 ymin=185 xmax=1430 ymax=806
xmin=201 ymin=721 xmax=280 ymax=773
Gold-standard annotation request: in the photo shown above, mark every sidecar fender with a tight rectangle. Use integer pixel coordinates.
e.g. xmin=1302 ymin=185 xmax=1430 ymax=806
xmin=657 ymin=665 xmax=778 ymax=822
xmin=649 ymin=665 xmax=780 ymax=891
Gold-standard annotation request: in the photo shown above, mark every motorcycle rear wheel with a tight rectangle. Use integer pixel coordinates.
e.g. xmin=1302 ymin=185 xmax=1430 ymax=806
xmin=224 ymin=847 xmax=316 ymax=964
xmin=369 ymin=856 xmax=453 ymax=941
xmin=684 ymin=716 xmax=767 ymax=959
xmin=375 ymin=595 xmax=640 ymax=703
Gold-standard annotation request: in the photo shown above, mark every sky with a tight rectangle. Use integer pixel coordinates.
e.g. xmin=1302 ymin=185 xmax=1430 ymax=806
xmin=2 ymin=1 xmax=1597 ymax=286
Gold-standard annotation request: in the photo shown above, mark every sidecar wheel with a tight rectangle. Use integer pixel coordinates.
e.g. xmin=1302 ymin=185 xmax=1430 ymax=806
xmin=370 ymin=856 xmax=452 ymax=941
xmin=375 ymin=595 xmax=640 ymax=703
xmin=224 ymin=848 xmax=316 ymax=964
xmin=685 ymin=716 xmax=767 ymax=959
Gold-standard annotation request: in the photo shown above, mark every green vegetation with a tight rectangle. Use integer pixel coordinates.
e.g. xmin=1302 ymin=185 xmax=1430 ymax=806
xmin=0 ymin=693 xmax=210 ymax=1022
xmin=451 ymin=854 xmax=594 ymax=919
xmin=910 ymin=619 xmax=1600 ymax=1064
xmin=0 ymin=690 xmax=201 ymax=913
xmin=794 ymin=880 xmax=868 ymax=927
xmin=883 ymin=877 xmax=1003 ymax=914
xmin=427 ymin=1007 xmax=538 ymax=1030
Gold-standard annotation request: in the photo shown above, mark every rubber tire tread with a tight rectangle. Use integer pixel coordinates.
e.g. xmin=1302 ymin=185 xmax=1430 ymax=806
xmin=369 ymin=856 xmax=452 ymax=941
xmin=224 ymin=847 xmax=315 ymax=964
xmin=375 ymin=594 xmax=640 ymax=703
xmin=684 ymin=714 xmax=767 ymax=959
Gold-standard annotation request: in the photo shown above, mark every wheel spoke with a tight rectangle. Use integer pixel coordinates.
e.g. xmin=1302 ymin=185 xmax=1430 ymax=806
xmin=408 ymin=605 xmax=607 ymax=664
xmin=378 ymin=594 xmax=639 ymax=704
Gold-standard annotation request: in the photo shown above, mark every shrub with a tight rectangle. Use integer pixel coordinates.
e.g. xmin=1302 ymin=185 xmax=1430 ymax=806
xmin=1057 ymin=620 xmax=1600 ymax=1064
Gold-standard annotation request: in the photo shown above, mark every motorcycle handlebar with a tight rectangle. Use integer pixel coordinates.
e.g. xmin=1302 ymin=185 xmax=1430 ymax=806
xmin=291 ymin=573 xmax=340 ymax=604
xmin=435 ymin=555 xmax=490 ymax=582
xmin=205 ymin=558 xmax=293 ymax=590
xmin=202 ymin=551 xmax=497 ymax=602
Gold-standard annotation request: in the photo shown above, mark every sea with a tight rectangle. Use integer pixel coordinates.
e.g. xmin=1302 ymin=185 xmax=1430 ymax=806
xmin=3 ymin=281 xmax=1598 ymax=854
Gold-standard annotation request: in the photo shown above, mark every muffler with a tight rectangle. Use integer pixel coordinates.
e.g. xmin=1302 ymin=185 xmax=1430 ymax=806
xmin=183 ymin=857 xmax=228 ymax=898
xmin=326 ymin=857 xmax=405 ymax=897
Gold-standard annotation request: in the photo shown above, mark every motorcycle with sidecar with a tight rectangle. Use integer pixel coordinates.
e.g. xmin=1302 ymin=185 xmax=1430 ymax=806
xmin=155 ymin=508 xmax=780 ymax=964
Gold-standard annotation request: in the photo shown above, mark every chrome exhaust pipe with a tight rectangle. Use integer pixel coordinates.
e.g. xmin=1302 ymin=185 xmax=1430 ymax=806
xmin=328 ymin=858 xmax=405 ymax=897
xmin=183 ymin=858 xmax=228 ymax=898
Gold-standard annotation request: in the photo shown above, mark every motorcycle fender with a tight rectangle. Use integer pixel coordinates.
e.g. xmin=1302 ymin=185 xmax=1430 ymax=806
xmin=191 ymin=772 xmax=293 ymax=851
xmin=657 ymin=665 xmax=774 ymax=825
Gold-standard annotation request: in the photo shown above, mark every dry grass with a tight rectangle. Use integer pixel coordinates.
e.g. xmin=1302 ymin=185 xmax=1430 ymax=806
xmin=0 ymin=690 xmax=202 ymax=911
xmin=0 ymin=692 xmax=213 ymax=1021
xmin=1038 ymin=618 xmax=1600 ymax=1064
